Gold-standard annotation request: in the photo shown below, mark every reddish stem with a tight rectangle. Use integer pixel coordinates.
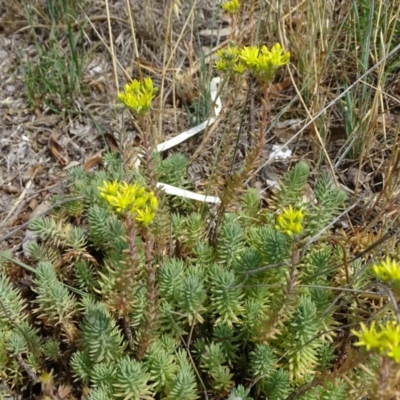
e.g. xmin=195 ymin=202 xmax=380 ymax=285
xmin=140 ymin=115 xmax=156 ymax=191
xmin=259 ymin=85 xmax=270 ymax=143
xmin=137 ymin=227 xmax=159 ymax=359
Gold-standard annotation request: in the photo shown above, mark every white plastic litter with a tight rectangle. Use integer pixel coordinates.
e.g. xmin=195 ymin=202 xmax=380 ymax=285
xmin=157 ymin=182 xmax=221 ymax=204
xmin=270 ymin=144 xmax=292 ymax=161
xmin=156 ymin=77 xmax=221 ymax=152
xmin=153 ymin=77 xmax=222 ymax=203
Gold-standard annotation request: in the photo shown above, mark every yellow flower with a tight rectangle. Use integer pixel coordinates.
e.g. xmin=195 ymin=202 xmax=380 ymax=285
xmin=132 ymin=194 xmax=148 ymax=211
xmin=352 ymin=320 xmax=400 ymax=363
xmin=98 ymin=180 xmax=120 ymax=203
xmin=215 ymin=59 xmax=228 ymax=71
xmin=117 ymin=78 xmax=157 ymax=115
xmin=388 ymin=346 xmax=400 ymax=363
xmin=99 ymin=180 xmax=119 ymax=197
xmin=109 ymin=185 xmax=138 ymax=214
xmin=98 ymin=181 xmax=158 ymax=226
xmin=269 ymin=43 xmax=291 ymax=67
xmin=352 ymin=321 xmax=381 ymax=351
xmin=372 ymin=257 xmax=400 ymax=285
xmin=239 ymin=46 xmax=260 ymax=68
xmin=275 ymin=205 xmax=304 ymax=236
xmin=148 ymin=193 xmax=158 ymax=211
xmin=233 ymin=62 xmax=246 ymax=75
xmin=216 ymin=43 xmax=289 ymax=82
xmin=215 ymin=45 xmax=241 ymax=73
xmin=135 ymin=206 xmax=156 ymax=227
xmin=240 ymin=43 xmax=290 ymax=86
xmin=142 ymin=77 xmax=156 ymax=93
xmin=221 ymin=0 xmax=240 ymax=13
xmin=382 ymin=322 xmax=400 ymax=362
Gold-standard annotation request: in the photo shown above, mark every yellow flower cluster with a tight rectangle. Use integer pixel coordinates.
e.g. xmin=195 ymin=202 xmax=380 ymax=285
xmin=215 ymin=45 xmax=245 ymax=75
xmin=117 ymin=78 xmax=157 ymax=115
xmin=372 ymin=257 xmax=400 ymax=287
xmin=240 ymin=43 xmax=290 ymax=85
xmin=275 ymin=205 xmax=304 ymax=236
xmin=221 ymin=0 xmax=240 ymax=13
xmin=352 ymin=320 xmax=400 ymax=363
xmin=98 ymin=181 xmax=158 ymax=226
xmin=215 ymin=43 xmax=290 ymax=86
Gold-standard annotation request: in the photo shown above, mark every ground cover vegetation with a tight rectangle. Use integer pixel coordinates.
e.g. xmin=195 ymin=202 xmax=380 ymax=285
xmin=1 ymin=0 xmax=400 ymax=399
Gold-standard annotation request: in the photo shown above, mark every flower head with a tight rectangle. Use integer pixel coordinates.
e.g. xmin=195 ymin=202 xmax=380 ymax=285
xmin=135 ymin=206 xmax=157 ymax=227
xmin=240 ymin=43 xmax=290 ymax=86
xmin=267 ymin=43 xmax=291 ymax=68
xmin=372 ymin=257 xmax=400 ymax=287
xmin=98 ymin=180 xmax=120 ymax=203
xmin=215 ymin=45 xmax=243 ymax=74
xmin=275 ymin=205 xmax=304 ymax=236
xmin=117 ymin=77 xmax=157 ymax=115
xmin=352 ymin=321 xmax=382 ymax=351
xmin=221 ymin=0 xmax=240 ymax=13
xmin=239 ymin=46 xmax=260 ymax=68
xmin=98 ymin=181 xmax=158 ymax=226
xmin=215 ymin=43 xmax=290 ymax=83
xmin=352 ymin=320 xmax=400 ymax=363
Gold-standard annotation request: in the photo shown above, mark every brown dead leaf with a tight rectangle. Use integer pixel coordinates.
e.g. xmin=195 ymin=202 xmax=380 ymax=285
xmin=105 ymin=132 xmax=119 ymax=152
xmin=83 ymin=153 xmax=103 ymax=171
xmin=48 ymin=133 xmax=69 ymax=165
xmin=2 ymin=184 xmax=20 ymax=194
xmin=28 ymin=198 xmax=38 ymax=211
xmin=25 ymin=164 xmax=44 ymax=179
xmin=269 ymin=78 xmax=292 ymax=94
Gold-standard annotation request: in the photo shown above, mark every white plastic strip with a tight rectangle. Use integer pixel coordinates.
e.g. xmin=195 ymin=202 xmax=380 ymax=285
xmin=156 ymin=182 xmax=221 ymax=204
xmin=156 ymin=77 xmax=222 ymax=153
xmin=156 ymin=115 xmax=217 ymax=153
xmin=152 ymin=77 xmax=223 ymax=203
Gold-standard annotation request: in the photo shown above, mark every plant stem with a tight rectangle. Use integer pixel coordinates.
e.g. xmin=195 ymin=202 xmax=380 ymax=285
xmin=137 ymin=227 xmax=159 ymax=359
xmin=212 ymin=84 xmax=270 ymax=245
xmin=119 ymin=215 xmax=140 ymax=317
xmin=140 ymin=115 xmax=157 ymax=191
xmin=259 ymin=85 xmax=270 ymax=143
